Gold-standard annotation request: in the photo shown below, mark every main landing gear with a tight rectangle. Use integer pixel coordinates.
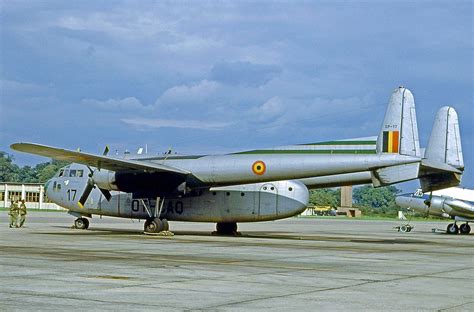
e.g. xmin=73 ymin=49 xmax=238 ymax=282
xmin=214 ymin=222 xmax=239 ymax=235
xmin=447 ymin=222 xmax=471 ymax=235
xmin=144 ymin=218 xmax=169 ymax=233
xmin=74 ymin=217 xmax=90 ymax=230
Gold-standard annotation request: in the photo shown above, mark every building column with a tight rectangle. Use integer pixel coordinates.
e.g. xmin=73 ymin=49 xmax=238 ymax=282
xmin=21 ymin=184 xmax=26 ymax=200
xmin=39 ymin=185 xmax=44 ymax=210
xmin=3 ymin=184 xmax=7 ymax=208
xmin=341 ymin=186 xmax=353 ymax=208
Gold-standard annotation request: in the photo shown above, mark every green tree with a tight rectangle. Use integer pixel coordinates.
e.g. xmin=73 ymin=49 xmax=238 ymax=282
xmin=309 ymin=188 xmax=340 ymax=208
xmin=353 ymin=185 xmax=401 ymax=215
xmin=0 ymin=152 xmax=20 ymax=182
xmin=0 ymin=151 xmax=69 ymax=183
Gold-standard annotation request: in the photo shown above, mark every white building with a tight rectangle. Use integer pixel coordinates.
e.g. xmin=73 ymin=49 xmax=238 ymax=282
xmin=0 ymin=183 xmax=65 ymax=210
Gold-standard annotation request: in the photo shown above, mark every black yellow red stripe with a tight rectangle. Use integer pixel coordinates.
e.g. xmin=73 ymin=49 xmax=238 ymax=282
xmin=382 ymin=131 xmax=399 ymax=153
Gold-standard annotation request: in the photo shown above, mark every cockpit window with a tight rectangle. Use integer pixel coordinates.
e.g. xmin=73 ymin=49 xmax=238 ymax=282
xmin=64 ymin=169 xmax=69 ymax=177
xmin=58 ymin=169 xmax=64 ymax=177
xmin=66 ymin=169 xmax=84 ymax=177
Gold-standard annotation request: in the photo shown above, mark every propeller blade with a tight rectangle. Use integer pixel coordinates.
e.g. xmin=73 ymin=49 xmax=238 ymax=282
xmin=78 ymin=180 xmax=94 ymax=208
xmin=99 ymin=188 xmax=112 ymax=201
xmin=103 ymin=145 xmax=110 ymax=156
xmin=424 ymin=191 xmax=433 ymax=207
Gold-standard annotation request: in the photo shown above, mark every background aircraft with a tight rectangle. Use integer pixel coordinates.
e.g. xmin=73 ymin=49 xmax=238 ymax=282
xmin=11 ymin=87 xmax=464 ymax=234
xmin=396 ymin=187 xmax=474 ymax=234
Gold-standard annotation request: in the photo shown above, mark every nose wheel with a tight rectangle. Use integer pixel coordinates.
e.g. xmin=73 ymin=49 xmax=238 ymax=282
xmin=74 ymin=217 xmax=89 ymax=230
xmin=446 ymin=223 xmax=458 ymax=234
xmin=447 ymin=223 xmax=471 ymax=235
xmin=459 ymin=223 xmax=471 ymax=235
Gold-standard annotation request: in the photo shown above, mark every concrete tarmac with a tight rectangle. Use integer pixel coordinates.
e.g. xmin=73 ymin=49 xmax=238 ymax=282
xmin=1 ymin=211 xmax=473 ymax=311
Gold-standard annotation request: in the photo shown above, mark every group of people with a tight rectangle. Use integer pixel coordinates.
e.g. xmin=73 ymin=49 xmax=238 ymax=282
xmin=9 ymin=198 xmax=27 ymax=228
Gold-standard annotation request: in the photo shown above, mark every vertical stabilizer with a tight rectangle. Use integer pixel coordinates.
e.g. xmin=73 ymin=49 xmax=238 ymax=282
xmin=376 ymin=87 xmax=420 ymax=157
xmin=424 ymin=106 xmax=463 ymax=169
xmin=420 ymin=106 xmax=464 ymax=191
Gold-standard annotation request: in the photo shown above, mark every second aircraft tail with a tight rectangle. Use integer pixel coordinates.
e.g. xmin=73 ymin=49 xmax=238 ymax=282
xmin=419 ymin=106 xmax=464 ymax=191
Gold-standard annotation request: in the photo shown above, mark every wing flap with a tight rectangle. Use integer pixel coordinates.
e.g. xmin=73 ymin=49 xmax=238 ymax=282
xmin=11 ymin=143 xmax=190 ymax=175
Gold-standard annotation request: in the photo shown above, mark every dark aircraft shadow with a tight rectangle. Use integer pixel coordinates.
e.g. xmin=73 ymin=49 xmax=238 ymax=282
xmin=35 ymin=225 xmax=440 ymax=245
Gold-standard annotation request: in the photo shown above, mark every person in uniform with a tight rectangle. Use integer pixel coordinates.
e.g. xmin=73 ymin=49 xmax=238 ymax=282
xmin=9 ymin=198 xmax=19 ymax=228
xmin=19 ymin=199 xmax=27 ymax=227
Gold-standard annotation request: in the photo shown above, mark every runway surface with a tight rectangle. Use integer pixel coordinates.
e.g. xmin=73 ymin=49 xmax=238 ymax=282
xmin=1 ymin=211 xmax=473 ymax=311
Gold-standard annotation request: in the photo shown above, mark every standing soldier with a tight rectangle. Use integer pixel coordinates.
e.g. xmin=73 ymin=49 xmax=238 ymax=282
xmin=9 ymin=198 xmax=19 ymax=228
xmin=19 ymin=199 xmax=27 ymax=228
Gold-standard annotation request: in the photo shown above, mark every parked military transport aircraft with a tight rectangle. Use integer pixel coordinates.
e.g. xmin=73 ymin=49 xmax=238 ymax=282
xmin=396 ymin=187 xmax=474 ymax=234
xmin=11 ymin=87 xmax=464 ymax=234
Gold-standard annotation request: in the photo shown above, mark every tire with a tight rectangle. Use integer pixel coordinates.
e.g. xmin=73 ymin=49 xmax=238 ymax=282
xmin=161 ymin=219 xmax=169 ymax=232
xmin=144 ymin=219 xmax=163 ymax=233
xmin=216 ymin=222 xmax=238 ymax=235
xmin=459 ymin=223 xmax=471 ymax=235
xmin=74 ymin=218 xmax=87 ymax=230
xmin=82 ymin=218 xmax=90 ymax=230
xmin=400 ymin=225 xmax=408 ymax=233
xmin=447 ymin=223 xmax=459 ymax=235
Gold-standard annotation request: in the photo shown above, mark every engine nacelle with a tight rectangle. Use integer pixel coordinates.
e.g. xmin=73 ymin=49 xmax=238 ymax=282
xmin=93 ymin=169 xmax=119 ymax=191
xmin=426 ymin=196 xmax=449 ymax=217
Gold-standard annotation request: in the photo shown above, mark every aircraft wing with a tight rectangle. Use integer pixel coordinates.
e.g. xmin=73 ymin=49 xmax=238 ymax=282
xmin=10 ymin=143 xmax=190 ymax=175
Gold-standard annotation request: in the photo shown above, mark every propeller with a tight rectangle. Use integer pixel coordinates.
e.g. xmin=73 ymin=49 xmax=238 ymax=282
xmin=77 ymin=146 xmax=112 ymax=208
xmin=423 ymin=191 xmax=433 ymax=207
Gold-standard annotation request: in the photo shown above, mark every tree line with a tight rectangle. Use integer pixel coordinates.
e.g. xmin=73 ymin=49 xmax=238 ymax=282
xmin=309 ymin=185 xmax=401 ymax=216
xmin=0 ymin=151 xmax=69 ymax=183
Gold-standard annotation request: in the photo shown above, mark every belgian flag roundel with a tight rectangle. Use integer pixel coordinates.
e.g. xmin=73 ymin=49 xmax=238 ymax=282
xmin=382 ymin=131 xmax=399 ymax=153
xmin=252 ymin=160 xmax=266 ymax=175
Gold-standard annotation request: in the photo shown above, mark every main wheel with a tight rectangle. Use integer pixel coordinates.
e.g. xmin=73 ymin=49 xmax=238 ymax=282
xmin=161 ymin=219 xmax=169 ymax=231
xmin=144 ymin=219 xmax=163 ymax=233
xmin=215 ymin=222 xmax=238 ymax=235
xmin=459 ymin=223 xmax=471 ymax=235
xmin=82 ymin=218 xmax=90 ymax=230
xmin=447 ymin=223 xmax=459 ymax=234
xmin=74 ymin=218 xmax=88 ymax=230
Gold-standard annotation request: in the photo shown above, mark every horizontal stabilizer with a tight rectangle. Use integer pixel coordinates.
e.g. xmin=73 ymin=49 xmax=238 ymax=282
xmin=421 ymin=159 xmax=462 ymax=174
xmin=371 ymin=162 xmax=420 ymax=187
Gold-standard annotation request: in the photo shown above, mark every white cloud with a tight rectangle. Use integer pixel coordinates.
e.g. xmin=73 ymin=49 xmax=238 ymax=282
xmin=81 ymin=97 xmax=151 ymax=111
xmin=121 ymin=118 xmax=231 ymax=130
xmin=157 ymin=80 xmax=219 ymax=105
xmin=248 ymin=96 xmax=286 ymax=122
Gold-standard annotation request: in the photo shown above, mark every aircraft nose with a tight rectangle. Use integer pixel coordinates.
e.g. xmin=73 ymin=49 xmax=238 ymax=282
xmin=44 ymin=179 xmax=53 ymax=198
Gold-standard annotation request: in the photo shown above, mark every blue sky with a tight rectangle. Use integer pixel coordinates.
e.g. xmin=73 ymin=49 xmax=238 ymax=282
xmin=1 ymin=1 xmax=472 ymax=189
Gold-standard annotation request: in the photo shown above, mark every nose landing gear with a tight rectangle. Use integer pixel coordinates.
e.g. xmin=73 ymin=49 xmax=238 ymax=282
xmin=447 ymin=222 xmax=471 ymax=235
xmin=459 ymin=223 xmax=471 ymax=235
